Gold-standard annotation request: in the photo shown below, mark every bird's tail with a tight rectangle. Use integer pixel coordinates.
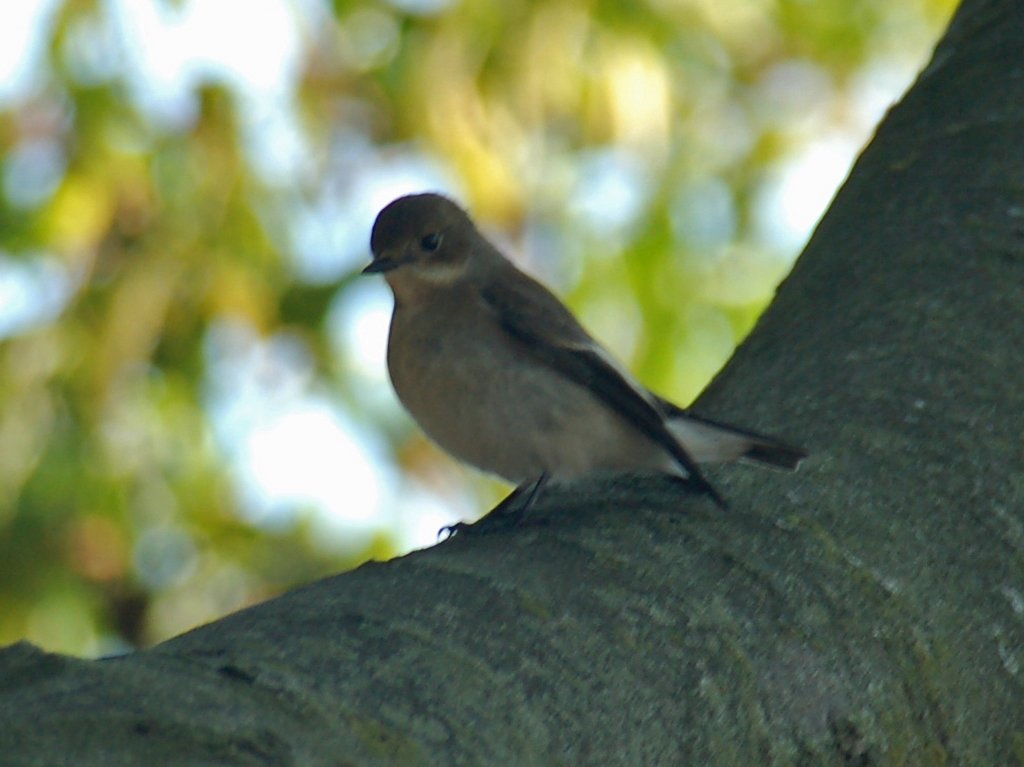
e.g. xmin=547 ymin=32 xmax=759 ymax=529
xmin=659 ymin=401 xmax=807 ymax=470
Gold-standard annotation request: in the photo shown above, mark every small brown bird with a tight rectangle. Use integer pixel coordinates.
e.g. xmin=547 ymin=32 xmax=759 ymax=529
xmin=364 ymin=193 xmax=805 ymax=532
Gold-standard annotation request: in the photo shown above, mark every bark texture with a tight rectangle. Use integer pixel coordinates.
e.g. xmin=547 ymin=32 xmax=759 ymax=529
xmin=2 ymin=0 xmax=1023 ymax=764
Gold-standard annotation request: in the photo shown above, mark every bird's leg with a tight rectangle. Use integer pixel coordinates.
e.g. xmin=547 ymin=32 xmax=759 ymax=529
xmin=513 ymin=471 xmax=550 ymax=524
xmin=440 ymin=472 xmax=551 ymax=538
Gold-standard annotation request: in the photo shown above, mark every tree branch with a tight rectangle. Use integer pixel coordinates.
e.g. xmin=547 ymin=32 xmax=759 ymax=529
xmin=2 ymin=0 xmax=1022 ymax=763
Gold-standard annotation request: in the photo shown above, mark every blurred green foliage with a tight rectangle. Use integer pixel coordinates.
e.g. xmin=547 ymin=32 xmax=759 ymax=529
xmin=0 ymin=0 xmax=955 ymax=655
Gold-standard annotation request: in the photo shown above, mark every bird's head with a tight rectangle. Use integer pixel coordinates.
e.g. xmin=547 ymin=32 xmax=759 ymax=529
xmin=364 ymin=193 xmax=485 ymax=295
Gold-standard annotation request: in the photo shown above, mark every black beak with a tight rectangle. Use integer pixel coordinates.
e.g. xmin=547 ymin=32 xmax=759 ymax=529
xmin=361 ymin=255 xmax=408 ymax=274
xmin=361 ymin=259 xmax=392 ymax=274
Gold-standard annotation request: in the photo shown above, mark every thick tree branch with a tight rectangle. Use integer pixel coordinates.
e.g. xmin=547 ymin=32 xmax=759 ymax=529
xmin=2 ymin=0 xmax=1023 ymax=764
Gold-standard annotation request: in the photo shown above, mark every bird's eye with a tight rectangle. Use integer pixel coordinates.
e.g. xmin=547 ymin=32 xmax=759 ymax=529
xmin=420 ymin=232 xmax=442 ymax=252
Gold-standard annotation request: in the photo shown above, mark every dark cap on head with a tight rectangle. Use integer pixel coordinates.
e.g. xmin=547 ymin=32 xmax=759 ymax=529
xmin=370 ymin=193 xmax=470 ymax=256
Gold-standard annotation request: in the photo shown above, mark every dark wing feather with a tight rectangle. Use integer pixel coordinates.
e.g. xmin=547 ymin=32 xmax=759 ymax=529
xmin=479 ymin=270 xmax=726 ymax=507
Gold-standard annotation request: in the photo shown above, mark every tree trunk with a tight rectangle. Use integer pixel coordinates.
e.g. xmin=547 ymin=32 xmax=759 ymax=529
xmin=2 ymin=0 xmax=1021 ymax=763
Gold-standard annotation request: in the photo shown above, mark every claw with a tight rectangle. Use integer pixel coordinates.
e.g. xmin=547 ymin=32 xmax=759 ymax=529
xmin=438 ymin=472 xmax=551 ymax=538
xmin=437 ymin=522 xmax=472 ymax=540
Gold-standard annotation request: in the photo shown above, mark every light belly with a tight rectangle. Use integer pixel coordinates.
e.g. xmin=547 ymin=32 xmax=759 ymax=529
xmin=387 ymin=311 xmax=670 ymax=482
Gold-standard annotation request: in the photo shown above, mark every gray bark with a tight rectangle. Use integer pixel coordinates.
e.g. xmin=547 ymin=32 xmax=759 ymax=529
xmin=2 ymin=0 xmax=1022 ymax=763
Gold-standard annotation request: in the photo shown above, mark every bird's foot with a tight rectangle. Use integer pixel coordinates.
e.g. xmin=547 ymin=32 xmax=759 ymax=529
xmin=438 ymin=473 xmax=551 ymax=539
xmin=438 ymin=512 xmax=518 ymax=539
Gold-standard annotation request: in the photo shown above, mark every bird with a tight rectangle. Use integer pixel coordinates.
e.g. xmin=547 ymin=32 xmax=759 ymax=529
xmin=363 ymin=192 xmax=805 ymax=533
